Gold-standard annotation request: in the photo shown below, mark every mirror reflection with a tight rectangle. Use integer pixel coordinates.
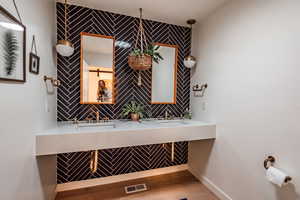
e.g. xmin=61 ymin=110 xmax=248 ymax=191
xmin=151 ymin=43 xmax=178 ymax=104
xmin=80 ymin=33 xmax=115 ymax=104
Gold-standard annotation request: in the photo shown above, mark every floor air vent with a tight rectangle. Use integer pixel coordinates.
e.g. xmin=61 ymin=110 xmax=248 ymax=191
xmin=125 ymin=183 xmax=147 ymax=194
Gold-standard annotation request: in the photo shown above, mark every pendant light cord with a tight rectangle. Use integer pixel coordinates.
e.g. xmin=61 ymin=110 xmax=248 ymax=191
xmin=139 ymin=8 xmax=143 ymax=52
xmin=64 ymin=0 xmax=68 ymax=41
xmin=12 ymin=0 xmax=22 ymax=23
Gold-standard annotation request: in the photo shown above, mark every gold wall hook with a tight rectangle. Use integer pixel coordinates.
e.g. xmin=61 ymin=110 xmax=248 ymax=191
xmin=192 ymin=83 xmax=208 ymax=97
xmin=44 ymin=76 xmax=61 ymax=87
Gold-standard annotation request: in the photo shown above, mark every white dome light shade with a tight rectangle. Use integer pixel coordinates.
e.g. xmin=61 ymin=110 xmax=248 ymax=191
xmin=184 ymin=55 xmax=196 ymax=68
xmin=56 ymin=40 xmax=74 ymax=57
xmin=0 ymin=22 xmax=24 ymax=31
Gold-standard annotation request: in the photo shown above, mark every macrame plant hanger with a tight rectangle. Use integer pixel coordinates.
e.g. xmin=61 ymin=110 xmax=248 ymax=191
xmin=128 ymin=8 xmax=152 ymax=86
xmin=136 ymin=8 xmax=147 ymax=86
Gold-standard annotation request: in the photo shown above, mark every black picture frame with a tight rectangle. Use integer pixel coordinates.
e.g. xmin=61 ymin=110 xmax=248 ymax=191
xmin=0 ymin=5 xmax=26 ymax=82
xmin=29 ymin=53 xmax=40 ymax=74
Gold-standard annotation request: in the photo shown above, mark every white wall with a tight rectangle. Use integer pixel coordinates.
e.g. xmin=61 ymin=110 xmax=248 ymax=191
xmin=0 ymin=0 xmax=57 ymax=200
xmin=189 ymin=1 xmax=300 ymax=200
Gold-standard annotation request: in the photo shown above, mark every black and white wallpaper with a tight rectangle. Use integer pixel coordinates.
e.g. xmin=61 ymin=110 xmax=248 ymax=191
xmin=56 ymin=3 xmax=191 ymax=184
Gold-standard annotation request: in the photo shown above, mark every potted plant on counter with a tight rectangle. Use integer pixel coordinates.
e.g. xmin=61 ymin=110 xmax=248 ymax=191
xmin=122 ymin=101 xmax=144 ymax=121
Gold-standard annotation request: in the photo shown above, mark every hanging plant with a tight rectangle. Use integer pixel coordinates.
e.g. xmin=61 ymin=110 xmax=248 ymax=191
xmin=3 ymin=31 xmax=19 ymax=76
xmin=144 ymin=44 xmax=163 ymax=64
xmin=128 ymin=8 xmax=163 ymax=71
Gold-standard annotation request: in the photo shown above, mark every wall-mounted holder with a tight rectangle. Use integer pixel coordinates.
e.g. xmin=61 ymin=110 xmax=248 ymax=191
xmin=43 ymin=76 xmax=61 ymax=87
xmin=264 ymin=156 xmax=292 ymax=183
xmin=192 ymin=83 xmax=208 ymax=97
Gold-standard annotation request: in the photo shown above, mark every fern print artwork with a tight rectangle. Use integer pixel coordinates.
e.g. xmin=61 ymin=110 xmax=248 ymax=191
xmin=0 ymin=6 xmax=25 ymax=82
xmin=3 ymin=31 xmax=19 ymax=76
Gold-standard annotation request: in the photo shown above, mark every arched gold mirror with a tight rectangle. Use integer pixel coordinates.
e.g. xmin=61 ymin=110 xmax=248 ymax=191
xmin=80 ymin=32 xmax=115 ymax=104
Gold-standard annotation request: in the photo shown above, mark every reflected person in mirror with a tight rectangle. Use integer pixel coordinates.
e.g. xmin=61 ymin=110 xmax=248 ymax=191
xmin=97 ymin=80 xmax=111 ymax=102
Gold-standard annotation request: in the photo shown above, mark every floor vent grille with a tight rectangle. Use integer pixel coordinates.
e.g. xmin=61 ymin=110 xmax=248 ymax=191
xmin=125 ymin=183 xmax=147 ymax=194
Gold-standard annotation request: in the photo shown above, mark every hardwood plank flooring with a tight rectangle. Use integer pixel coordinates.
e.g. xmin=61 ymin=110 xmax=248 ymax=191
xmin=56 ymin=171 xmax=219 ymax=200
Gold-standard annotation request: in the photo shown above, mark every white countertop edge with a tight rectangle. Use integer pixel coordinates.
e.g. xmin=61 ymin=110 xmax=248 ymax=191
xmin=36 ymin=121 xmax=216 ymax=156
xmin=36 ymin=120 xmax=216 ymax=136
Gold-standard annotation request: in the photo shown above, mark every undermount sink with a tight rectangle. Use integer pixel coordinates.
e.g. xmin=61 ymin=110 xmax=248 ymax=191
xmin=66 ymin=119 xmax=191 ymax=130
xmin=157 ymin=119 xmax=186 ymax=123
xmin=77 ymin=121 xmax=116 ymax=128
xmin=156 ymin=120 xmax=188 ymax=126
xmin=141 ymin=119 xmax=189 ymax=125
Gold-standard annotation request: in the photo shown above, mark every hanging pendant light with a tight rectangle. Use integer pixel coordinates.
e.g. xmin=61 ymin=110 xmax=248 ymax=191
xmin=184 ymin=19 xmax=197 ymax=69
xmin=56 ymin=0 xmax=74 ymax=57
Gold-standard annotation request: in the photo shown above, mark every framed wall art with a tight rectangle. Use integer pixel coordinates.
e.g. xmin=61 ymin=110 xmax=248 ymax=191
xmin=29 ymin=52 xmax=39 ymax=74
xmin=29 ymin=36 xmax=39 ymax=74
xmin=0 ymin=5 xmax=26 ymax=82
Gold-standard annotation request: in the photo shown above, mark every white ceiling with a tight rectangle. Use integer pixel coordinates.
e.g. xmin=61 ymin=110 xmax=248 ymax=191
xmin=82 ymin=35 xmax=113 ymax=54
xmin=59 ymin=0 xmax=229 ymax=26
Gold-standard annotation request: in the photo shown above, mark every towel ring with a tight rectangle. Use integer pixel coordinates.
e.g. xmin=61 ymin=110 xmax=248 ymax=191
xmin=263 ymin=156 xmax=292 ymax=183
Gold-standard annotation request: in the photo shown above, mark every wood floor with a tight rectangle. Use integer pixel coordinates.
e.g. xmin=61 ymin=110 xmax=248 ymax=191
xmin=56 ymin=171 xmax=219 ymax=200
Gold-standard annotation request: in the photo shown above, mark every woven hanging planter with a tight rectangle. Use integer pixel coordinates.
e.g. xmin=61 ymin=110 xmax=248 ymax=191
xmin=128 ymin=8 xmax=152 ymax=71
xmin=128 ymin=54 xmax=152 ymax=71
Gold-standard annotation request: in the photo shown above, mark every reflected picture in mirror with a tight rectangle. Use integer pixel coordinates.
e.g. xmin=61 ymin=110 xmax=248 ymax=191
xmin=151 ymin=43 xmax=178 ymax=104
xmin=80 ymin=33 xmax=115 ymax=104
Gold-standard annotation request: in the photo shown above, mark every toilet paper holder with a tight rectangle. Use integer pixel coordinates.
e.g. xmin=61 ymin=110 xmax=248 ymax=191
xmin=264 ymin=156 xmax=292 ymax=183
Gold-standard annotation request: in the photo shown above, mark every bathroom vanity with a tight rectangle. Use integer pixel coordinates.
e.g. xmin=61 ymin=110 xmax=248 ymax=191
xmin=50 ymin=3 xmax=213 ymax=186
xmin=36 ymin=120 xmax=216 ymax=156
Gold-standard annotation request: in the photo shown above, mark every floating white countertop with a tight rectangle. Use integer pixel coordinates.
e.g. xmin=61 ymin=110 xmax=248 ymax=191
xmin=36 ymin=120 xmax=216 ymax=156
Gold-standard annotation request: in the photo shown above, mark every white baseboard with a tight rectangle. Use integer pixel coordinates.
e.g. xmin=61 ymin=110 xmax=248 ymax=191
xmin=200 ymin=176 xmax=233 ymax=200
xmin=189 ymin=169 xmax=233 ymax=200
xmin=56 ymin=164 xmax=188 ymax=192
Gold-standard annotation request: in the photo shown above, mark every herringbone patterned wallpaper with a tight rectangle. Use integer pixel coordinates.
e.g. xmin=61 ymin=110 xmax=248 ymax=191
xmin=58 ymin=143 xmax=188 ymax=183
xmin=56 ymin=3 xmax=191 ymax=183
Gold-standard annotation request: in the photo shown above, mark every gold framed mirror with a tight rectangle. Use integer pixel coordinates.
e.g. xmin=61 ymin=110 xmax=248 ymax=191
xmin=151 ymin=43 xmax=178 ymax=104
xmin=80 ymin=32 xmax=115 ymax=104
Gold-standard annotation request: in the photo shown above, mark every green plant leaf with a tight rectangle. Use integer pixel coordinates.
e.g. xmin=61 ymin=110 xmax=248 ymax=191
xmin=129 ymin=44 xmax=163 ymax=64
xmin=121 ymin=101 xmax=145 ymax=118
xmin=156 ymin=53 xmax=163 ymax=60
